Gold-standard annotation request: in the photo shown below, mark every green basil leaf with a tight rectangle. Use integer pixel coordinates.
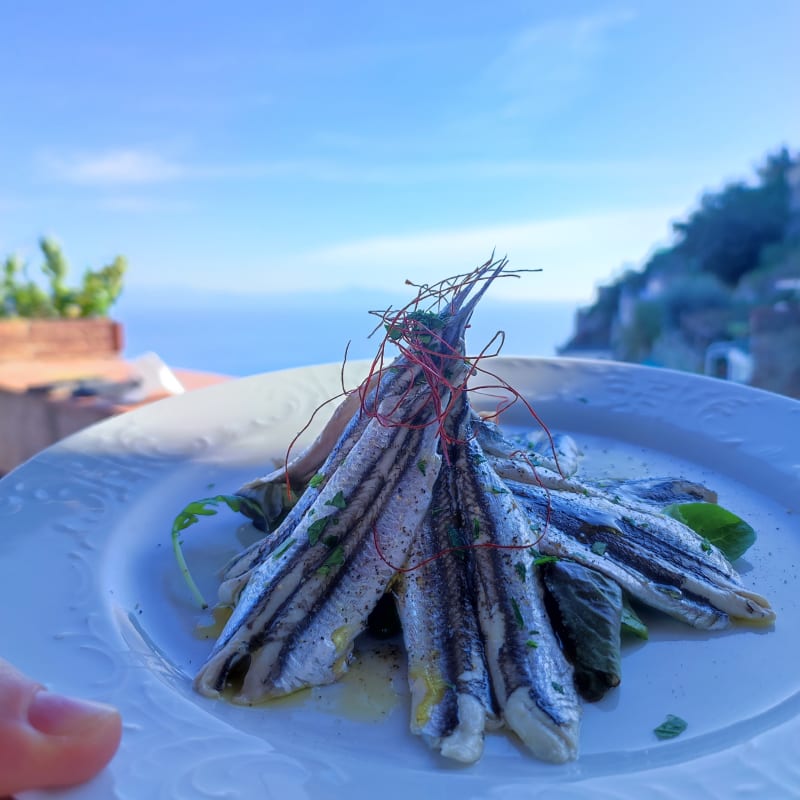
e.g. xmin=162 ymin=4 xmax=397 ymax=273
xmin=664 ymin=503 xmax=756 ymax=562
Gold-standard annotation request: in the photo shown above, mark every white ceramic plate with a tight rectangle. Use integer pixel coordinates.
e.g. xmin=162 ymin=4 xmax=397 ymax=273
xmin=2 ymin=358 xmax=800 ymax=800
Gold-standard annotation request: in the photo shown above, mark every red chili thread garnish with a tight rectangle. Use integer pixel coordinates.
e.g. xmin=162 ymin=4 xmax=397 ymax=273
xmin=278 ymin=259 xmax=561 ymax=567
xmin=372 ymin=521 xmax=549 ymax=574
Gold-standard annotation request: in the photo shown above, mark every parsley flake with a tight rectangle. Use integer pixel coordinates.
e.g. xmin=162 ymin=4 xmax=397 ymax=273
xmin=510 ymin=597 xmax=524 ymax=629
xmin=654 ymin=714 xmax=688 ymax=740
xmin=325 ymin=491 xmax=347 ymax=510
xmin=317 ymin=545 xmax=345 ymax=576
xmin=307 ymin=517 xmax=331 ymax=545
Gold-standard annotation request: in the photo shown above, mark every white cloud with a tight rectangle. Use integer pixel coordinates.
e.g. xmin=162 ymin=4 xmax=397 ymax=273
xmin=283 ymin=206 xmax=679 ymax=303
xmin=44 ymin=149 xmax=186 ymax=185
xmin=100 ymin=194 xmax=194 ymax=213
xmin=42 ymin=146 xmax=686 ymax=190
xmin=479 ymin=8 xmax=636 ymax=119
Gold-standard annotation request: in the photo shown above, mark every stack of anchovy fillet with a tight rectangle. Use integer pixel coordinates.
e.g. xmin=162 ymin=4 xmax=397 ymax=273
xmin=194 ymin=260 xmax=774 ymax=764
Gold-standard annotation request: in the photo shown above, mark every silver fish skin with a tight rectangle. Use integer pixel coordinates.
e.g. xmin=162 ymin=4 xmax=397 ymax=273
xmin=475 ymin=417 xmax=721 ymax=518
xmin=472 ymin=416 xmax=590 ymax=494
xmin=194 ymin=384 xmax=437 ymax=700
xmin=394 ymin=461 xmax=499 ymax=764
xmin=587 ymin=477 xmax=717 ymax=509
xmin=506 ymin=479 xmax=775 ymax=629
xmin=524 ymin=430 xmax=582 ymax=478
xmin=471 ymin=415 xmax=578 ymax=474
xmin=452 ymin=426 xmax=581 ymax=764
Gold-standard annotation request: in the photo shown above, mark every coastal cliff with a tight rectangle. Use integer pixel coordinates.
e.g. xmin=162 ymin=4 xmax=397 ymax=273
xmin=560 ymin=148 xmax=800 ymax=399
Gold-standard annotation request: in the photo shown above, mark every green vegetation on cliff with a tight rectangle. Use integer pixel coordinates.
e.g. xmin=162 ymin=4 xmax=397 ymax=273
xmin=562 ymin=147 xmax=800 ymax=397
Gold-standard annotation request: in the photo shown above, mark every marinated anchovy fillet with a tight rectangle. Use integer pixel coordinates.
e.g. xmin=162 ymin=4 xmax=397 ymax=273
xmin=187 ymin=259 xmax=775 ymax=766
xmin=452 ymin=429 xmax=581 ymax=763
xmin=394 ymin=393 xmax=499 ymax=763
xmin=507 ymin=479 xmax=773 ymax=629
xmin=394 ymin=468 xmax=498 ymax=763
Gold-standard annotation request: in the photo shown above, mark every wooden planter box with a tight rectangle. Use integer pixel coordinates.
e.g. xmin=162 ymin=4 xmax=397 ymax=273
xmin=0 ymin=318 xmax=124 ymax=361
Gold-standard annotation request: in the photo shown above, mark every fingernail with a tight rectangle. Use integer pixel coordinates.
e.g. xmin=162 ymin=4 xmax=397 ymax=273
xmin=28 ymin=690 xmax=118 ymax=737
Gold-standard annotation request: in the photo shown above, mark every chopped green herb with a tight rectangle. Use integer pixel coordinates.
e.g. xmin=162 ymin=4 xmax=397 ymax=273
xmin=551 ymin=681 xmax=564 ymax=694
xmin=621 ymin=599 xmax=649 ymax=640
xmin=317 ymin=545 xmax=345 ymax=576
xmin=417 ymin=459 xmax=427 ymax=476
xmin=533 ymin=554 xmax=558 ymax=567
xmin=489 ymin=485 xmax=508 ymax=495
xmin=525 ymin=639 xmax=538 ymax=649
xmin=510 ymin=597 xmax=524 ymax=629
xmin=472 ymin=518 xmax=481 ymax=540
xmin=591 ymin=541 xmax=608 ymax=556
xmin=325 ymin=491 xmax=347 ymax=510
xmin=307 ymin=516 xmax=331 ymax=545
xmin=515 ymin=561 xmax=527 ymax=581
xmin=385 ymin=323 xmax=403 ymax=341
xmin=171 ymin=494 xmax=266 ymax=609
xmin=309 ymin=473 xmax=325 ymax=488
xmin=447 ymin=526 xmax=467 ymax=559
xmin=653 ymin=714 xmax=688 ymax=740
xmin=408 ymin=309 xmax=444 ymax=331
xmin=272 ymin=538 xmax=296 ymax=560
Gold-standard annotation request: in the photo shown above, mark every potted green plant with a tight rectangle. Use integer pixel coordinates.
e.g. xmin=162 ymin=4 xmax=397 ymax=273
xmin=0 ymin=238 xmax=126 ymax=361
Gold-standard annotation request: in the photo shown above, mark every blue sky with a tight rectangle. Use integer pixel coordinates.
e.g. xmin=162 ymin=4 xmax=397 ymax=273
xmin=1 ymin=1 xmax=798 ymax=304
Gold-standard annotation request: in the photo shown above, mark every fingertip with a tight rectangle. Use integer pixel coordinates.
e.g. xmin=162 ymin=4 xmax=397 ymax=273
xmin=0 ymin=691 xmax=122 ymax=795
xmin=28 ymin=691 xmax=119 ymax=738
xmin=29 ymin=691 xmax=122 ymax=789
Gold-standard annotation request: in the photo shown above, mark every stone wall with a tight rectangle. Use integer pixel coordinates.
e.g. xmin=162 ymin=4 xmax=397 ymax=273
xmin=749 ymin=305 xmax=800 ymax=398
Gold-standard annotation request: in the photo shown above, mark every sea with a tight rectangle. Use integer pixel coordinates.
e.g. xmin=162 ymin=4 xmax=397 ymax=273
xmin=115 ymin=289 xmax=580 ymax=378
